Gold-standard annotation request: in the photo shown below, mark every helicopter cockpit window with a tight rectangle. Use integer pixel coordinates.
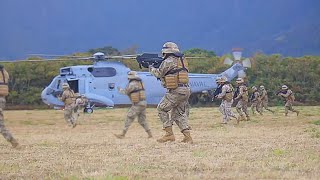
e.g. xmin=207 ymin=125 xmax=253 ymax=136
xmin=88 ymin=67 xmax=116 ymax=77
xmin=57 ymin=80 xmax=61 ymax=89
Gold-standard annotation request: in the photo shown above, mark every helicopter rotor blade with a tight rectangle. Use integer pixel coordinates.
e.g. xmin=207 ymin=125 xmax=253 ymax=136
xmin=242 ymin=58 xmax=252 ymax=68
xmin=0 ymin=58 xmax=93 ymax=63
xmin=28 ymin=54 xmax=89 ymax=58
xmin=223 ymin=57 xmax=234 ymax=66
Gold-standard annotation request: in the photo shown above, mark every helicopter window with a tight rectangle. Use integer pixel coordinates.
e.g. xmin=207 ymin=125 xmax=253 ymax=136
xmin=88 ymin=67 xmax=116 ymax=77
xmin=108 ymin=83 xmax=115 ymax=91
xmin=60 ymin=68 xmax=72 ymax=75
xmin=57 ymin=80 xmax=61 ymax=89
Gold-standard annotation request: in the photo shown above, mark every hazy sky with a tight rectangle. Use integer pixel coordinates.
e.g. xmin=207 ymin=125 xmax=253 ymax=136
xmin=0 ymin=0 xmax=319 ymax=59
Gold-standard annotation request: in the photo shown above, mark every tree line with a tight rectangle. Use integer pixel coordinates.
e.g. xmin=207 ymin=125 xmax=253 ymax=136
xmin=2 ymin=46 xmax=320 ymax=109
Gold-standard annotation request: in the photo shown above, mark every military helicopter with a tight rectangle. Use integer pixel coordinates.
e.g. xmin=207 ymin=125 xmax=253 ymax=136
xmin=39 ymin=48 xmax=251 ymax=113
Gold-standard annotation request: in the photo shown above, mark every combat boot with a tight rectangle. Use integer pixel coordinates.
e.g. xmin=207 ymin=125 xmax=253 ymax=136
xmin=181 ymin=130 xmax=193 ymax=144
xmin=146 ymin=130 xmax=153 ymax=138
xmin=236 ymin=116 xmax=241 ymax=124
xmin=296 ymin=110 xmax=300 ymax=116
xmin=10 ymin=138 xmax=21 ymax=149
xmin=114 ymin=130 xmax=126 ymax=139
xmin=157 ymin=126 xmax=175 ymax=143
xmin=246 ymin=116 xmax=250 ymax=121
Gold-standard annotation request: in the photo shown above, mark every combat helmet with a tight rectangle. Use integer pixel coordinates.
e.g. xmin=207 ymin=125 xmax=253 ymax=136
xmin=260 ymin=85 xmax=265 ymax=90
xmin=220 ymin=76 xmax=228 ymax=83
xmin=127 ymin=71 xmax=140 ymax=80
xmin=282 ymin=85 xmax=288 ymax=90
xmin=161 ymin=42 xmax=180 ymax=54
xmin=252 ymin=86 xmax=257 ymax=91
xmin=215 ymin=77 xmax=222 ymax=84
xmin=62 ymin=83 xmax=69 ymax=89
xmin=236 ymin=77 xmax=244 ymax=84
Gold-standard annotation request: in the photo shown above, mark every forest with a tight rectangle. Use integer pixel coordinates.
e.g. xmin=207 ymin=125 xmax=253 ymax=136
xmin=2 ymin=46 xmax=320 ymax=109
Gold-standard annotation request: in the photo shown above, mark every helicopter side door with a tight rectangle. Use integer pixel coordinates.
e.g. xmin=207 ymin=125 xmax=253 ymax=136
xmin=67 ymin=79 xmax=79 ymax=93
xmin=87 ymin=66 xmax=126 ymax=105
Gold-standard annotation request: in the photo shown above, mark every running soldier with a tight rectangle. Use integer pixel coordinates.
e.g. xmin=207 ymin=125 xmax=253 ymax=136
xmin=149 ymin=42 xmax=192 ymax=143
xmin=250 ymin=86 xmax=263 ymax=115
xmin=216 ymin=77 xmax=237 ymax=124
xmin=114 ymin=71 xmax=152 ymax=139
xmin=60 ymin=83 xmax=77 ymax=127
xmin=0 ymin=65 xmax=20 ymax=149
xmin=277 ymin=85 xmax=299 ymax=116
xmin=234 ymin=78 xmax=250 ymax=121
xmin=259 ymin=85 xmax=275 ymax=113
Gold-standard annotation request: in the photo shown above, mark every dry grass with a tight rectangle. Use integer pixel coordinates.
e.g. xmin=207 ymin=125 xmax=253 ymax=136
xmin=0 ymin=106 xmax=319 ymax=179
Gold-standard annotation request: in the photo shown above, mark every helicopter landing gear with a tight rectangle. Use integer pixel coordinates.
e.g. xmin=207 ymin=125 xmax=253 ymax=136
xmin=83 ymin=103 xmax=95 ymax=114
xmin=83 ymin=107 xmax=93 ymax=114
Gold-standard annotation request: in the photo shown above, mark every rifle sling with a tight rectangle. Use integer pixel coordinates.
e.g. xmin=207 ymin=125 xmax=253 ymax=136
xmin=165 ymin=57 xmax=189 ymax=76
xmin=128 ymin=80 xmax=144 ymax=94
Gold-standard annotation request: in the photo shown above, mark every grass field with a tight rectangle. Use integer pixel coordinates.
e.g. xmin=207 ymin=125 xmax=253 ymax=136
xmin=0 ymin=106 xmax=319 ymax=179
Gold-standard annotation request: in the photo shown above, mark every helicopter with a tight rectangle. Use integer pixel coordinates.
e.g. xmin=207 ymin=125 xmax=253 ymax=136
xmin=39 ymin=48 xmax=251 ymax=113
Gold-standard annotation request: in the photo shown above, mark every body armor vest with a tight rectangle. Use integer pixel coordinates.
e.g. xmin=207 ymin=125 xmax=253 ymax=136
xmin=224 ymin=84 xmax=234 ymax=102
xmin=0 ymin=69 xmax=9 ymax=96
xmin=241 ymin=85 xmax=249 ymax=102
xmin=129 ymin=80 xmax=146 ymax=103
xmin=165 ymin=57 xmax=189 ymax=89
xmin=64 ymin=89 xmax=76 ymax=105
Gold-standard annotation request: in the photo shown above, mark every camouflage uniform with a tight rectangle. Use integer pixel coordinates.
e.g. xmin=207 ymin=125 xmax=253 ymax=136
xmin=0 ymin=67 xmax=20 ymax=148
xmin=217 ymin=79 xmax=237 ymax=124
xmin=259 ymin=86 xmax=274 ymax=113
xmin=278 ymin=85 xmax=299 ymax=116
xmin=115 ymin=71 xmax=152 ymax=139
xmin=61 ymin=83 xmax=77 ymax=127
xmin=250 ymin=86 xmax=263 ymax=115
xmin=149 ymin=42 xmax=192 ymax=143
xmin=234 ymin=78 xmax=250 ymax=121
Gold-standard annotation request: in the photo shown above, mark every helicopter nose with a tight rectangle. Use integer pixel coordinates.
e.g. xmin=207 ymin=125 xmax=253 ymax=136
xmin=41 ymin=87 xmax=50 ymax=104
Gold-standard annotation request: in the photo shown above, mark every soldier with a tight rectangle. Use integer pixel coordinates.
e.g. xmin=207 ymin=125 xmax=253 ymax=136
xmin=216 ymin=77 xmax=237 ymax=124
xmin=114 ymin=71 xmax=152 ymax=139
xmin=212 ymin=77 xmax=222 ymax=101
xmin=277 ymin=85 xmax=299 ymax=116
xmin=259 ymin=85 xmax=275 ymax=113
xmin=149 ymin=42 xmax=192 ymax=143
xmin=60 ymin=83 xmax=77 ymax=127
xmin=234 ymin=78 xmax=250 ymax=122
xmin=250 ymin=86 xmax=263 ymax=115
xmin=0 ymin=65 xmax=20 ymax=149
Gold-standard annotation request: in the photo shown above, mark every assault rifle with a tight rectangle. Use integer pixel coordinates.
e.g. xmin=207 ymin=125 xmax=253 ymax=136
xmin=136 ymin=53 xmax=163 ymax=68
xmin=275 ymin=90 xmax=285 ymax=96
xmin=250 ymin=93 xmax=255 ymax=102
xmin=136 ymin=53 xmax=185 ymax=69
xmin=211 ymin=84 xmax=222 ymax=101
xmin=233 ymin=87 xmax=240 ymax=100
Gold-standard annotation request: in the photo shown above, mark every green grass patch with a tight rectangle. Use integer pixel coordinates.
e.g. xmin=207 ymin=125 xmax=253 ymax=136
xmin=104 ymin=175 xmax=129 ymax=180
xmin=193 ymin=150 xmax=208 ymax=158
xmin=273 ymin=149 xmax=286 ymax=156
xmin=311 ymin=120 xmax=320 ymax=125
